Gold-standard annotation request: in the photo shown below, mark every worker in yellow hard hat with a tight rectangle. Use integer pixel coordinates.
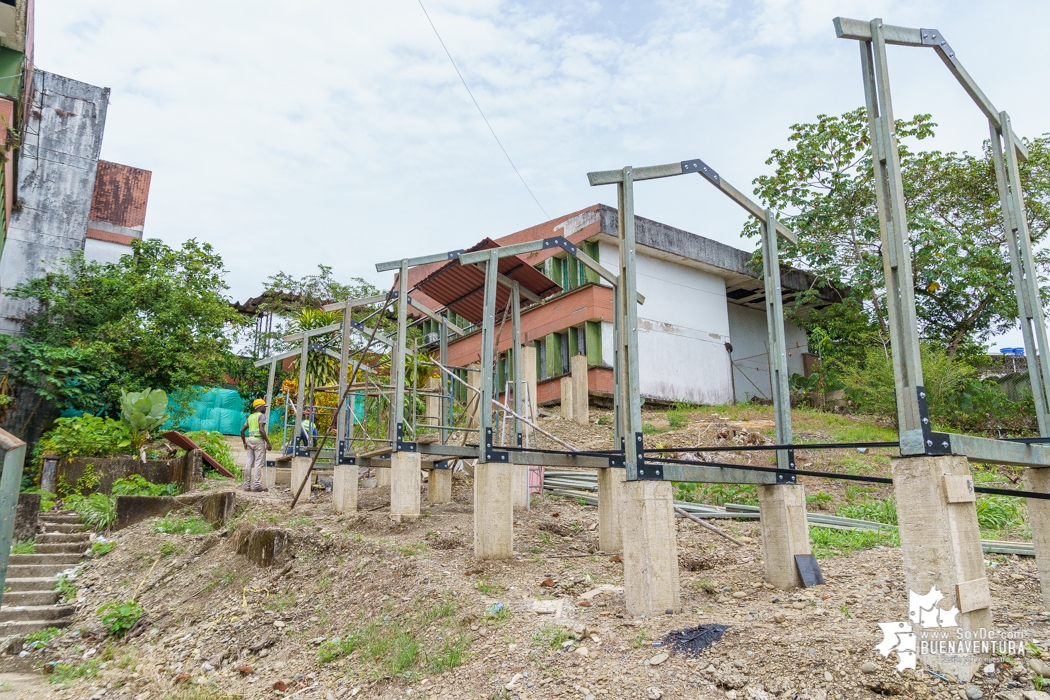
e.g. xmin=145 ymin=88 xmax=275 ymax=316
xmin=240 ymin=399 xmax=272 ymax=492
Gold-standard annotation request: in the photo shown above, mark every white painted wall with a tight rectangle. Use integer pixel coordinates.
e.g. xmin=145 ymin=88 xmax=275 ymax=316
xmin=84 ymin=238 xmax=131 ymax=264
xmin=597 ymin=242 xmax=733 ymax=405
xmin=726 ymin=304 xmax=809 ymax=403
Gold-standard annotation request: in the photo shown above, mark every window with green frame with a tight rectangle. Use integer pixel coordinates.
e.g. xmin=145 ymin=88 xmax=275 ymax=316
xmin=537 ymin=240 xmax=600 ymax=294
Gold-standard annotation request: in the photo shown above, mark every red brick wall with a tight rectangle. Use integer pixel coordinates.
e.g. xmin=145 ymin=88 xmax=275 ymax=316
xmin=536 ymin=367 xmax=613 ymax=405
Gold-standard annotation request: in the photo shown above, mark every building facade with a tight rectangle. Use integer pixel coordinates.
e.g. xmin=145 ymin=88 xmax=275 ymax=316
xmin=412 ymin=204 xmax=829 ymax=408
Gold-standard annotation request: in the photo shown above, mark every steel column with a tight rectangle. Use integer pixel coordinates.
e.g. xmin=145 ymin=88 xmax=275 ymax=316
xmin=295 ymin=333 xmax=308 ymax=448
xmin=391 ymin=260 xmax=409 ymax=449
xmin=478 ymin=249 xmax=500 ymax=462
xmin=337 ymin=301 xmax=354 ymax=457
xmin=860 ymin=22 xmax=929 ymax=452
xmin=618 ymin=168 xmax=645 ymax=479
xmin=762 ymin=209 xmax=794 ymax=473
xmin=439 ymin=318 xmax=449 ymax=444
xmin=264 ymin=358 xmax=277 ymax=427
xmin=512 ymin=281 xmax=523 ymax=445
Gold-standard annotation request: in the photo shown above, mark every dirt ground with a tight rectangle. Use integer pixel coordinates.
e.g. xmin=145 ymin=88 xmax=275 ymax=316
xmin=3 ymin=408 xmax=1048 ymax=700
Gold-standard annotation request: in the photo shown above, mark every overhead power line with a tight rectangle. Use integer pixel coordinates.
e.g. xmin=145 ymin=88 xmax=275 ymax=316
xmin=416 ymin=0 xmax=550 ymax=220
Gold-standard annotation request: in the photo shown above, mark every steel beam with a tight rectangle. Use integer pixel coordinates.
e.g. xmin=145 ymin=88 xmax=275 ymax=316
xmin=282 ymin=322 xmax=342 ymax=343
xmin=321 ymin=294 xmax=389 ymax=312
xmin=376 ymin=249 xmax=464 ymax=272
xmin=408 ymin=297 xmax=466 ymax=335
xmin=834 ymin=17 xmax=1027 ymax=161
xmin=763 ymin=209 xmax=795 ymax=476
xmin=391 ymin=260 xmax=409 ymax=451
xmin=658 ymin=463 xmax=778 ymax=485
xmin=948 ymin=434 xmax=1050 ymax=468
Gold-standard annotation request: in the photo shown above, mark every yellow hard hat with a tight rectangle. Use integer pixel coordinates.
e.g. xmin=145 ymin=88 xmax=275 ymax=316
xmin=252 ymin=399 xmax=266 ymax=408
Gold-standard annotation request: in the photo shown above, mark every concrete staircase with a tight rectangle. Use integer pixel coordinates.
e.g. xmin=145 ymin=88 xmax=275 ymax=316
xmin=0 ymin=512 xmax=88 ymax=635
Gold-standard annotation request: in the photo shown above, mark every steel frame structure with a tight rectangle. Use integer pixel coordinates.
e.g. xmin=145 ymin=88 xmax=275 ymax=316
xmin=834 ymin=17 xmax=1050 ymax=466
xmin=587 ymin=159 xmax=799 ymax=484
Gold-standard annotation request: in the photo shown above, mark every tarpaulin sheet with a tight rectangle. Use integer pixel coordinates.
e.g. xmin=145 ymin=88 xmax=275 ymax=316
xmin=167 ymin=387 xmax=247 ymax=435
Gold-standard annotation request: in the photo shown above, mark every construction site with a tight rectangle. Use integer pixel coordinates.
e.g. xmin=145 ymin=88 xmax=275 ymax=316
xmin=0 ymin=5 xmax=1049 ymax=700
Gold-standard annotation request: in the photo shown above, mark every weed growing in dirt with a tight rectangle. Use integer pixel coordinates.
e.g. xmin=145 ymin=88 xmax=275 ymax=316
xmin=159 ymin=541 xmax=184 ymax=557
xmin=395 ymin=542 xmax=428 ymax=557
xmin=91 ymin=541 xmax=114 ymax=556
xmin=54 ymin=574 xmax=77 ymax=602
xmin=153 ymin=513 xmax=213 ymax=535
xmin=675 ymin=482 xmax=758 ymax=507
xmin=837 ymin=496 xmax=897 ymax=525
xmin=474 ymin=578 xmax=503 ymax=595
xmin=630 ymin=631 xmax=648 ymax=648
xmin=96 ymin=600 xmax=144 ymax=637
xmin=806 ymin=492 xmax=834 ymax=510
xmin=46 ymin=658 xmax=100 ymax=686
xmin=317 ymin=635 xmax=361 ymax=664
xmin=485 ymin=603 xmax=509 ymax=624
xmin=538 ymin=533 xmax=554 ymax=546
xmin=667 ymin=404 xmax=691 ymax=430
xmin=427 ymin=632 xmax=470 ymax=672
xmin=10 ymin=539 xmax=34 ymax=554
xmin=976 ymin=495 xmax=1023 ymax=531
xmin=264 ymin=592 xmax=296 ymax=612
xmin=810 ymin=527 xmax=898 ymax=558
xmin=532 ymin=624 xmax=575 ymax=650
xmin=112 ymin=474 xmax=180 ymax=497
xmin=25 ymin=627 xmax=61 ymax=646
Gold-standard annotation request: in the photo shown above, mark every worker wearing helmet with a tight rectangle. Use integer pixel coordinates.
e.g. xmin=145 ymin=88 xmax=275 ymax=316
xmin=240 ymin=399 xmax=272 ymax=492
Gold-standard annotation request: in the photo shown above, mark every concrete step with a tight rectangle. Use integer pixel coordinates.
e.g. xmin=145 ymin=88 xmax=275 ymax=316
xmin=4 ymin=578 xmax=58 ymax=593
xmin=0 ymin=619 xmax=71 ymax=636
xmin=33 ymin=544 xmax=87 ymax=555
xmin=0 ymin=605 xmax=75 ymax=623
xmin=37 ymin=523 xmax=84 ymax=534
xmin=2 ymin=591 xmax=59 ymax=607
xmin=8 ymin=554 xmax=80 ymax=566
xmin=35 ymin=537 xmax=90 ymax=545
xmin=39 ymin=513 xmax=79 ymax=523
xmin=6 ymin=564 xmax=74 ymax=579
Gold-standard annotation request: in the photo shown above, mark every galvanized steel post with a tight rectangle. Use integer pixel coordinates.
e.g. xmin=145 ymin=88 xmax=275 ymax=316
xmin=762 ymin=209 xmax=794 ymax=472
xmin=478 ymin=249 xmax=500 ymax=461
xmin=617 ymin=167 xmax=645 ymax=479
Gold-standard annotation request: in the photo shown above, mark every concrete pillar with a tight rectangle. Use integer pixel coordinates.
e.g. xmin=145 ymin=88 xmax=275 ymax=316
xmin=424 ymin=377 xmax=440 ymax=427
xmin=521 ymin=346 xmax=538 ymax=422
xmin=560 ymin=375 xmax=575 ymax=422
xmin=597 ymin=467 xmax=625 ymax=553
xmin=757 ymin=483 xmax=810 ymax=590
xmin=474 ymin=462 xmax=513 ymax=559
xmin=376 ymin=466 xmax=391 ymax=488
xmin=390 ymin=451 xmax=421 ymax=519
xmin=621 ymin=480 xmax=680 ymax=615
xmin=1026 ymin=468 xmax=1050 ymax=599
xmin=332 ymin=463 xmax=357 ymax=514
xmin=466 ymin=362 xmax=481 ymax=429
xmin=290 ymin=457 xmax=313 ymax=500
xmin=894 ymin=455 xmax=992 ymax=682
xmin=428 ymin=466 xmax=452 ymax=503
xmin=570 ymin=355 xmax=589 ymax=425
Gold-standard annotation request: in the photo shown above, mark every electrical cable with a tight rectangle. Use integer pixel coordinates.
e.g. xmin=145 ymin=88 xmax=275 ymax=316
xmin=416 ymin=0 xmax=550 ymax=219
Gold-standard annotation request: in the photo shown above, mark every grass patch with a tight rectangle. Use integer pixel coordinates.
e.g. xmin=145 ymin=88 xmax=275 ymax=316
xmin=263 ymin=592 xmax=296 ymax=613
xmin=395 ymin=542 xmax=428 ymax=557
xmin=47 ymin=658 xmax=101 ymax=686
xmin=531 ymin=623 xmax=575 ymax=650
xmin=427 ymin=632 xmax=470 ymax=673
xmin=976 ymin=495 xmax=1023 ymax=531
xmin=10 ymin=540 xmax=34 ymax=554
xmin=152 ymin=513 xmax=214 ymax=535
xmin=810 ymin=526 xmax=898 ymax=558
xmin=54 ymin=575 xmax=77 ymax=603
xmin=25 ymin=627 xmax=61 ymax=647
xmin=805 ymin=492 xmax=833 ymax=509
xmin=674 ymin=482 xmax=758 ymax=507
xmin=159 ymin=541 xmax=184 ymax=557
xmin=837 ymin=496 xmax=897 ymax=525
xmin=91 ymin=541 xmax=114 ymax=556
xmin=474 ymin=578 xmax=503 ymax=595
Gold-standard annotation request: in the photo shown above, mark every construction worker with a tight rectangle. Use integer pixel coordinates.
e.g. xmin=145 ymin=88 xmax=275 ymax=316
xmin=240 ymin=399 xmax=272 ymax=492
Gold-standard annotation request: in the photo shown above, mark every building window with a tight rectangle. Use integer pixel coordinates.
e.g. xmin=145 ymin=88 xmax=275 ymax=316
xmin=537 ymin=340 xmax=547 ymax=380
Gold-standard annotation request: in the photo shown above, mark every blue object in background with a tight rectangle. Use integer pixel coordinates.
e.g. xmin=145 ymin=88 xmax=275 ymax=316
xmin=164 ymin=387 xmax=247 ymax=435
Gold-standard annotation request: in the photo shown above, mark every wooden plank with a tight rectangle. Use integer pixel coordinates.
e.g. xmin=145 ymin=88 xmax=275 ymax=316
xmin=943 ymin=474 xmax=975 ymax=503
xmin=955 ymin=578 xmax=992 ymax=613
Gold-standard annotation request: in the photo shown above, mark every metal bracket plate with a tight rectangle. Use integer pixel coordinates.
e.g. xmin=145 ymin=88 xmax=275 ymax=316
xmin=681 ymin=158 xmax=721 ymax=186
xmin=920 ymin=28 xmax=957 ymax=65
xmin=916 ymin=387 xmax=951 ymax=455
xmin=542 ymin=235 xmax=578 ymax=257
xmin=395 ymin=423 xmax=417 ymax=453
xmin=483 ymin=428 xmax=509 ymax=463
xmin=337 ymin=440 xmax=356 ymax=465
xmin=635 ymin=432 xmax=663 ymax=480
xmin=448 ymin=249 xmax=464 ymax=260
xmin=293 ymin=446 xmax=311 ymax=457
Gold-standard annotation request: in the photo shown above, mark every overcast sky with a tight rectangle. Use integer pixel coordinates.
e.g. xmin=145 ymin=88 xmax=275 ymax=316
xmin=34 ymin=0 xmax=1050 ymax=350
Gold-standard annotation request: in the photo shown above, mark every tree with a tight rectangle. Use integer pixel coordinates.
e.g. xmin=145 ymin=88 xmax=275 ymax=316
xmin=1 ymin=239 xmax=243 ymax=413
xmin=745 ymin=108 xmax=1050 ymax=360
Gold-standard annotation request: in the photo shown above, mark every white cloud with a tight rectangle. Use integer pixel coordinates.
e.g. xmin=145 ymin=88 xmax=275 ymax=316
xmin=31 ymin=1 xmax=1050 ymax=349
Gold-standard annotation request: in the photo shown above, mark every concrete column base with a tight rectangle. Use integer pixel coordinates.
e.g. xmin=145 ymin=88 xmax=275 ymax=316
xmin=597 ymin=467 xmax=625 ymax=553
xmin=427 ymin=467 xmax=452 ymax=503
xmin=569 ymin=355 xmax=589 ymax=425
xmin=332 ymin=464 xmax=358 ymax=514
xmin=894 ymin=455 xmax=992 ymax=682
xmin=376 ymin=467 xmax=391 ymax=488
xmin=1025 ymin=469 xmax=1050 ymax=600
xmin=390 ymin=452 xmax=421 ymax=519
xmin=757 ymin=483 xmax=810 ymax=590
xmin=621 ymin=480 xmax=680 ymax=616
xmin=474 ymin=462 xmax=513 ymax=559
xmin=559 ymin=376 xmax=575 ymax=421
xmin=512 ymin=464 xmax=530 ymax=510
xmin=290 ymin=457 xmax=313 ymax=499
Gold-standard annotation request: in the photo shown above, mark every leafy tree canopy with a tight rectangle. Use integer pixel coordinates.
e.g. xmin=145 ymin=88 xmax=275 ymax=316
xmin=745 ymin=108 xmax=1050 ymax=363
xmin=1 ymin=239 xmax=242 ymax=413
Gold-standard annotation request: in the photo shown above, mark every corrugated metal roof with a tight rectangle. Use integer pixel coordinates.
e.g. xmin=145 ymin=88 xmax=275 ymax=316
xmin=89 ymin=160 xmax=151 ymax=229
xmin=414 ymin=238 xmax=560 ymax=324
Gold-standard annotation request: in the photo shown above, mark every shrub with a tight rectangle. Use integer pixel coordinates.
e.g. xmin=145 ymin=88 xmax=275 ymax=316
xmin=119 ymin=388 xmax=169 ymax=451
xmin=111 ymin=474 xmax=180 ymax=497
xmin=837 ymin=496 xmax=898 ymax=525
xmin=65 ymin=493 xmax=117 ymax=531
xmin=54 ymin=574 xmax=78 ymax=602
xmin=96 ymin=600 xmax=143 ymax=637
xmin=183 ymin=430 xmax=239 ymax=479
xmin=32 ymin=415 xmax=133 ymax=464
xmin=152 ymin=513 xmax=213 ymax=535
xmin=975 ymin=495 xmax=1023 ymax=531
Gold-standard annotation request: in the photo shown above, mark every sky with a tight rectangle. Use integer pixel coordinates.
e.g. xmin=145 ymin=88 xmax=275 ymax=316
xmin=33 ymin=0 xmax=1050 ymax=351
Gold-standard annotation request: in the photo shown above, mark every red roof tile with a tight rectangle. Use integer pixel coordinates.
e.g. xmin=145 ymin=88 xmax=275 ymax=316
xmin=89 ymin=160 xmax=151 ymax=229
